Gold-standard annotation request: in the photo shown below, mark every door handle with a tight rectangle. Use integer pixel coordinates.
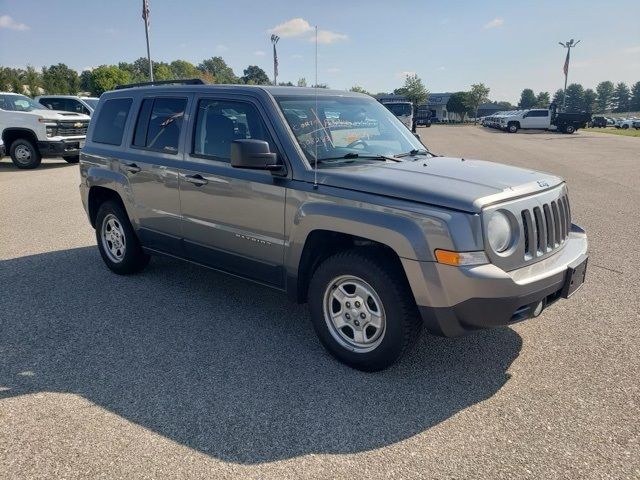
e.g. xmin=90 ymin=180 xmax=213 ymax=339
xmin=123 ymin=162 xmax=141 ymax=174
xmin=183 ymin=174 xmax=208 ymax=187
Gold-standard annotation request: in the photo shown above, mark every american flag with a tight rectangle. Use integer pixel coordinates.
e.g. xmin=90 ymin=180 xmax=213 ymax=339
xmin=563 ymin=49 xmax=570 ymax=76
xmin=142 ymin=0 xmax=150 ymax=29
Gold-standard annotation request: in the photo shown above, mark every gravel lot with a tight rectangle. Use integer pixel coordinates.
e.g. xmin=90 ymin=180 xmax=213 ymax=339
xmin=1 ymin=126 xmax=638 ymax=479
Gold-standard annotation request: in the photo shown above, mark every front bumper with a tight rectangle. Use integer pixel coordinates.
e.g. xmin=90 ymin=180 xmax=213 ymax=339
xmin=37 ymin=137 xmax=84 ymax=158
xmin=402 ymin=224 xmax=588 ymax=337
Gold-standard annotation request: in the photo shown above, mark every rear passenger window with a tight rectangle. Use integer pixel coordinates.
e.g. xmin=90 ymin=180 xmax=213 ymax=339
xmin=193 ymin=99 xmax=274 ymax=161
xmin=132 ymin=97 xmax=186 ymax=153
xmin=92 ymin=98 xmax=132 ymax=145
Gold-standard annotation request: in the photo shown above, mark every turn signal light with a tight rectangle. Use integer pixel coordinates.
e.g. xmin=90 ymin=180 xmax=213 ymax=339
xmin=434 ymin=249 xmax=488 ymax=266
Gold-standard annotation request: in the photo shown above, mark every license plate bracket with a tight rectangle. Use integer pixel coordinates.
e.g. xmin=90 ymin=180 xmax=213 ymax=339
xmin=561 ymin=256 xmax=588 ymax=298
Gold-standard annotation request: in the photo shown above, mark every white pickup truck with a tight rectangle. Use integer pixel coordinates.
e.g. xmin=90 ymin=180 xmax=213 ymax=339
xmin=0 ymin=92 xmax=90 ymax=169
xmin=499 ymin=106 xmax=591 ymax=134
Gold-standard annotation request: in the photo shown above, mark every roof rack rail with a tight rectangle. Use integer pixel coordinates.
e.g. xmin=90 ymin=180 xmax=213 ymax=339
xmin=115 ymin=78 xmax=206 ymax=90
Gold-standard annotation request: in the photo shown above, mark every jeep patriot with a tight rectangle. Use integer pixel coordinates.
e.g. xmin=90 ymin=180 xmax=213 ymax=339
xmin=80 ymin=80 xmax=588 ymax=371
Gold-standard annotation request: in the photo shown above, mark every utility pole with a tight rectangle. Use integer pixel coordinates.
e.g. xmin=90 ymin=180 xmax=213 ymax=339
xmin=558 ymin=39 xmax=580 ymax=112
xmin=271 ymin=34 xmax=280 ymax=86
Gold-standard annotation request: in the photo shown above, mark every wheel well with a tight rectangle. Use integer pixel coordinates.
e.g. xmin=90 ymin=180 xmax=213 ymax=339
xmin=2 ymin=128 xmax=38 ymax=151
xmin=88 ymin=187 xmax=124 ymax=228
xmin=294 ymin=230 xmax=406 ymax=304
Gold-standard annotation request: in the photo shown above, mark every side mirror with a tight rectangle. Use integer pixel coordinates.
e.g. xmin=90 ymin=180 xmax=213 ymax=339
xmin=230 ymin=139 xmax=282 ymax=171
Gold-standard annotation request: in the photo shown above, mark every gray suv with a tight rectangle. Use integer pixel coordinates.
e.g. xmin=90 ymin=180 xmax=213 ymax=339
xmin=80 ymin=80 xmax=588 ymax=371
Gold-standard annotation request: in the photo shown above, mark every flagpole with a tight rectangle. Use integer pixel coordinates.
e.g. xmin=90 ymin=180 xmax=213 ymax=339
xmin=143 ymin=0 xmax=154 ymax=82
xmin=271 ymin=34 xmax=279 ymax=86
xmin=145 ymin=22 xmax=153 ymax=82
xmin=559 ymin=39 xmax=580 ymax=112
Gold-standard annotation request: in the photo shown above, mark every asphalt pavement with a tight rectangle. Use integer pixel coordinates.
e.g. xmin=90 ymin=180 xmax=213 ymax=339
xmin=1 ymin=126 xmax=638 ymax=479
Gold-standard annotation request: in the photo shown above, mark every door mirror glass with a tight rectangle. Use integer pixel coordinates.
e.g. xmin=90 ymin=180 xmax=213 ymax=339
xmin=230 ymin=139 xmax=281 ymax=171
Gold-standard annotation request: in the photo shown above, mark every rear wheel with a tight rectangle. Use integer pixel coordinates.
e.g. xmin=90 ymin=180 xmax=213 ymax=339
xmin=308 ymin=249 xmax=422 ymax=371
xmin=622 ymin=124 xmax=629 ymax=130
xmin=10 ymin=139 xmax=41 ymax=169
xmin=63 ymin=155 xmax=80 ymax=163
xmin=95 ymin=200 xmax=149 ymax=275
xmin=564 ymin=125 xmax=576 ymax=134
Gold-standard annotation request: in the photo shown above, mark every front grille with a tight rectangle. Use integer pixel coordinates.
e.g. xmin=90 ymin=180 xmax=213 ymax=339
xmin=521 ymin=194 xmax=571 ymax=259
xmin=56 ymin=121 xmax=88 ymax=137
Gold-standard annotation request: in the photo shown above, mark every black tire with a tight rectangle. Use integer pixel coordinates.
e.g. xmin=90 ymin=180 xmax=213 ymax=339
xmin=564 ymin=125 xmax=576 ymax=134
xmin=308 ymin=249 xmax=422 ymax=371
xmin=63 ymin=155 xmax=80 ymax=163
xmin=507 ymin=123 xmax=518 ymax=133
xmin=10 ymin=138 xmax=41 ymax=169
xmin=95 ymin=200 xmax=150 ymax=275
xmin=622 ymin=124 xmax=629 ymax=130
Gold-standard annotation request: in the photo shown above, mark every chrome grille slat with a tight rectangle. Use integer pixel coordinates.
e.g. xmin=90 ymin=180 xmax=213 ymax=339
xmin=519 ymin=191 xmax=571 ymax=260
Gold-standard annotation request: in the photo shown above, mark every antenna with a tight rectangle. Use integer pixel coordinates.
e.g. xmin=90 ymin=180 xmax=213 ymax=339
xmin=313 ymin=25 xmax=318 ymax=189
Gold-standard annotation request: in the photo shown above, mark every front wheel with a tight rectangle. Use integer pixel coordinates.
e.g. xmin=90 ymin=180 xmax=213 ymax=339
xmin=507 ymin=123 xmax=518 ymax=133
xmin=63 ymin=155 xmax=79 ymax=163
xmin=622 ymin=124 xmax=629 ymax=130
xmin=10 ymin=139 xmax=41 ymax=169
xmin=564 ymin=125 xmax=576 ymax=134
xmin=95 ymin=200 xmax=150 ymax=275
xmin=308 ymin=249 xmax=422 ymax=371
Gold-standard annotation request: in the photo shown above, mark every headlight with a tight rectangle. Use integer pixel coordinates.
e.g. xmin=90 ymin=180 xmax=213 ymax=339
xmin=46 ymin=126 xmax=56 ymax=137
xmin=486 ymin=211 xmax=513 ymax=253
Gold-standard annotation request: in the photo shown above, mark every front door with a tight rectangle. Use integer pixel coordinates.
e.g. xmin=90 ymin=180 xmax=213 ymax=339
xmin=178 ymin=96 xmax=287 ymax=287
xmin=120 ymin=95 xmax=190 ymax=253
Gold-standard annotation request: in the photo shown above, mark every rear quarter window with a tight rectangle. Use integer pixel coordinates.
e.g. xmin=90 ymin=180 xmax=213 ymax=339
xmin=92 ymin=98 xmax=133 ymax=145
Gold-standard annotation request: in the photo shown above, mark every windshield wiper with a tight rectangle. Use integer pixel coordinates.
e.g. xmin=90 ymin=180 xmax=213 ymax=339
xmin=394 ymin=148 xmax=434 ymax=158
xmin=316 ymin=153 xmax=402 ymax=163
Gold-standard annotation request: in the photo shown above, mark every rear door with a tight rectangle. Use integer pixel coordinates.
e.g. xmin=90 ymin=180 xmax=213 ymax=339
xmin=118 ymin=95 xmax=191 ymax=253
xmin=178 ymin=95 xmax=287 ymax=287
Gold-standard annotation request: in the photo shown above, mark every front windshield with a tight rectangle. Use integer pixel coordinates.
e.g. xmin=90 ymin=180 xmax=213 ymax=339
xmin=277 ymin=96 xmax=423 ymax=166
xmin=0 ymin=94 xmax=45 ymax=112
xmin=83 ymin=98 xmax=99 ymax=109
xmin=385 ymin=103 xmax=412 ymax=117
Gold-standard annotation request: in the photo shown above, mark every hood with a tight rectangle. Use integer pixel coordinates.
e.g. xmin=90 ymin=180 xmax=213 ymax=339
xmin=316 ymin=157 xmax=564 ymax=213
xmin=25 ymin=109 xmax=90 ymax=121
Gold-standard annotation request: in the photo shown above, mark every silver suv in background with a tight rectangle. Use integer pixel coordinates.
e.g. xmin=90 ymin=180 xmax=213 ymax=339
xmin=80 ymin=80 xmax=588 ymax=371
xmin=36 ymin=95 xmax=100 ymax=116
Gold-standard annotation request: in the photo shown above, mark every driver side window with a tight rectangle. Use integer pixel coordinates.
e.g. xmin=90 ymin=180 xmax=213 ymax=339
xmin=192 ymin=99 xmax=274 ymax=162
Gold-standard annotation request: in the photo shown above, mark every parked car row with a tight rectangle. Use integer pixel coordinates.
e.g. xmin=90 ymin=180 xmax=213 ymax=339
xmin=613 ymin=117 xmax=640 ymax=129
xmin=481 ymin=106 xmax=591 ymax=134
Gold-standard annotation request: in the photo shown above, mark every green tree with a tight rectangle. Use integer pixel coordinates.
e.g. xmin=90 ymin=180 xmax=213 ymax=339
xmin=465 ymin=83 xmax=490 ymax=123
xmin=535 ymin=91 xmax=550 ymax=108
xmin=297 ymin=77 xmax=307 ymax=87
xmin=198 ymin=57 xmax=238 ymax=84
xmin=241 ymin=65 xmax=270 ymax=85
xmin=565 ymin=83 xmax=585 ymax=112
xmin=552 ymin=89 xmax=565 ymax=108
xmin=447 ymin=92 xmax=470 ymax=122
xmin=612 ymin=82 xmax=631 ymax=112
xmin=630 ymin=81 xmax=640 ymax=112
xmin=349 ymin=85 xmax=370 ymax=95
xmin=583 ymin=88 xmax=597 ymax=113
xmin=154 ymin=64 xmax=173 ymax=80
xmin=42 ymin=63 xmax=79 ymax=94
xmin=24 ymin=66 xmax=41 ymax=97
xmin=89 ymin=65 xmax=131 ymax=95
xmin=170 ymin=60 xmax=199 ymax=79
xmin=401 ymin=74 xmax=429 ymax=107
xmin=79 ymin=70 xmax=92 ymax=92
xmin=595 ymin=81 xmax=614 ymax=113
xmin=518 ymin=88 xmax=537 ymax=109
